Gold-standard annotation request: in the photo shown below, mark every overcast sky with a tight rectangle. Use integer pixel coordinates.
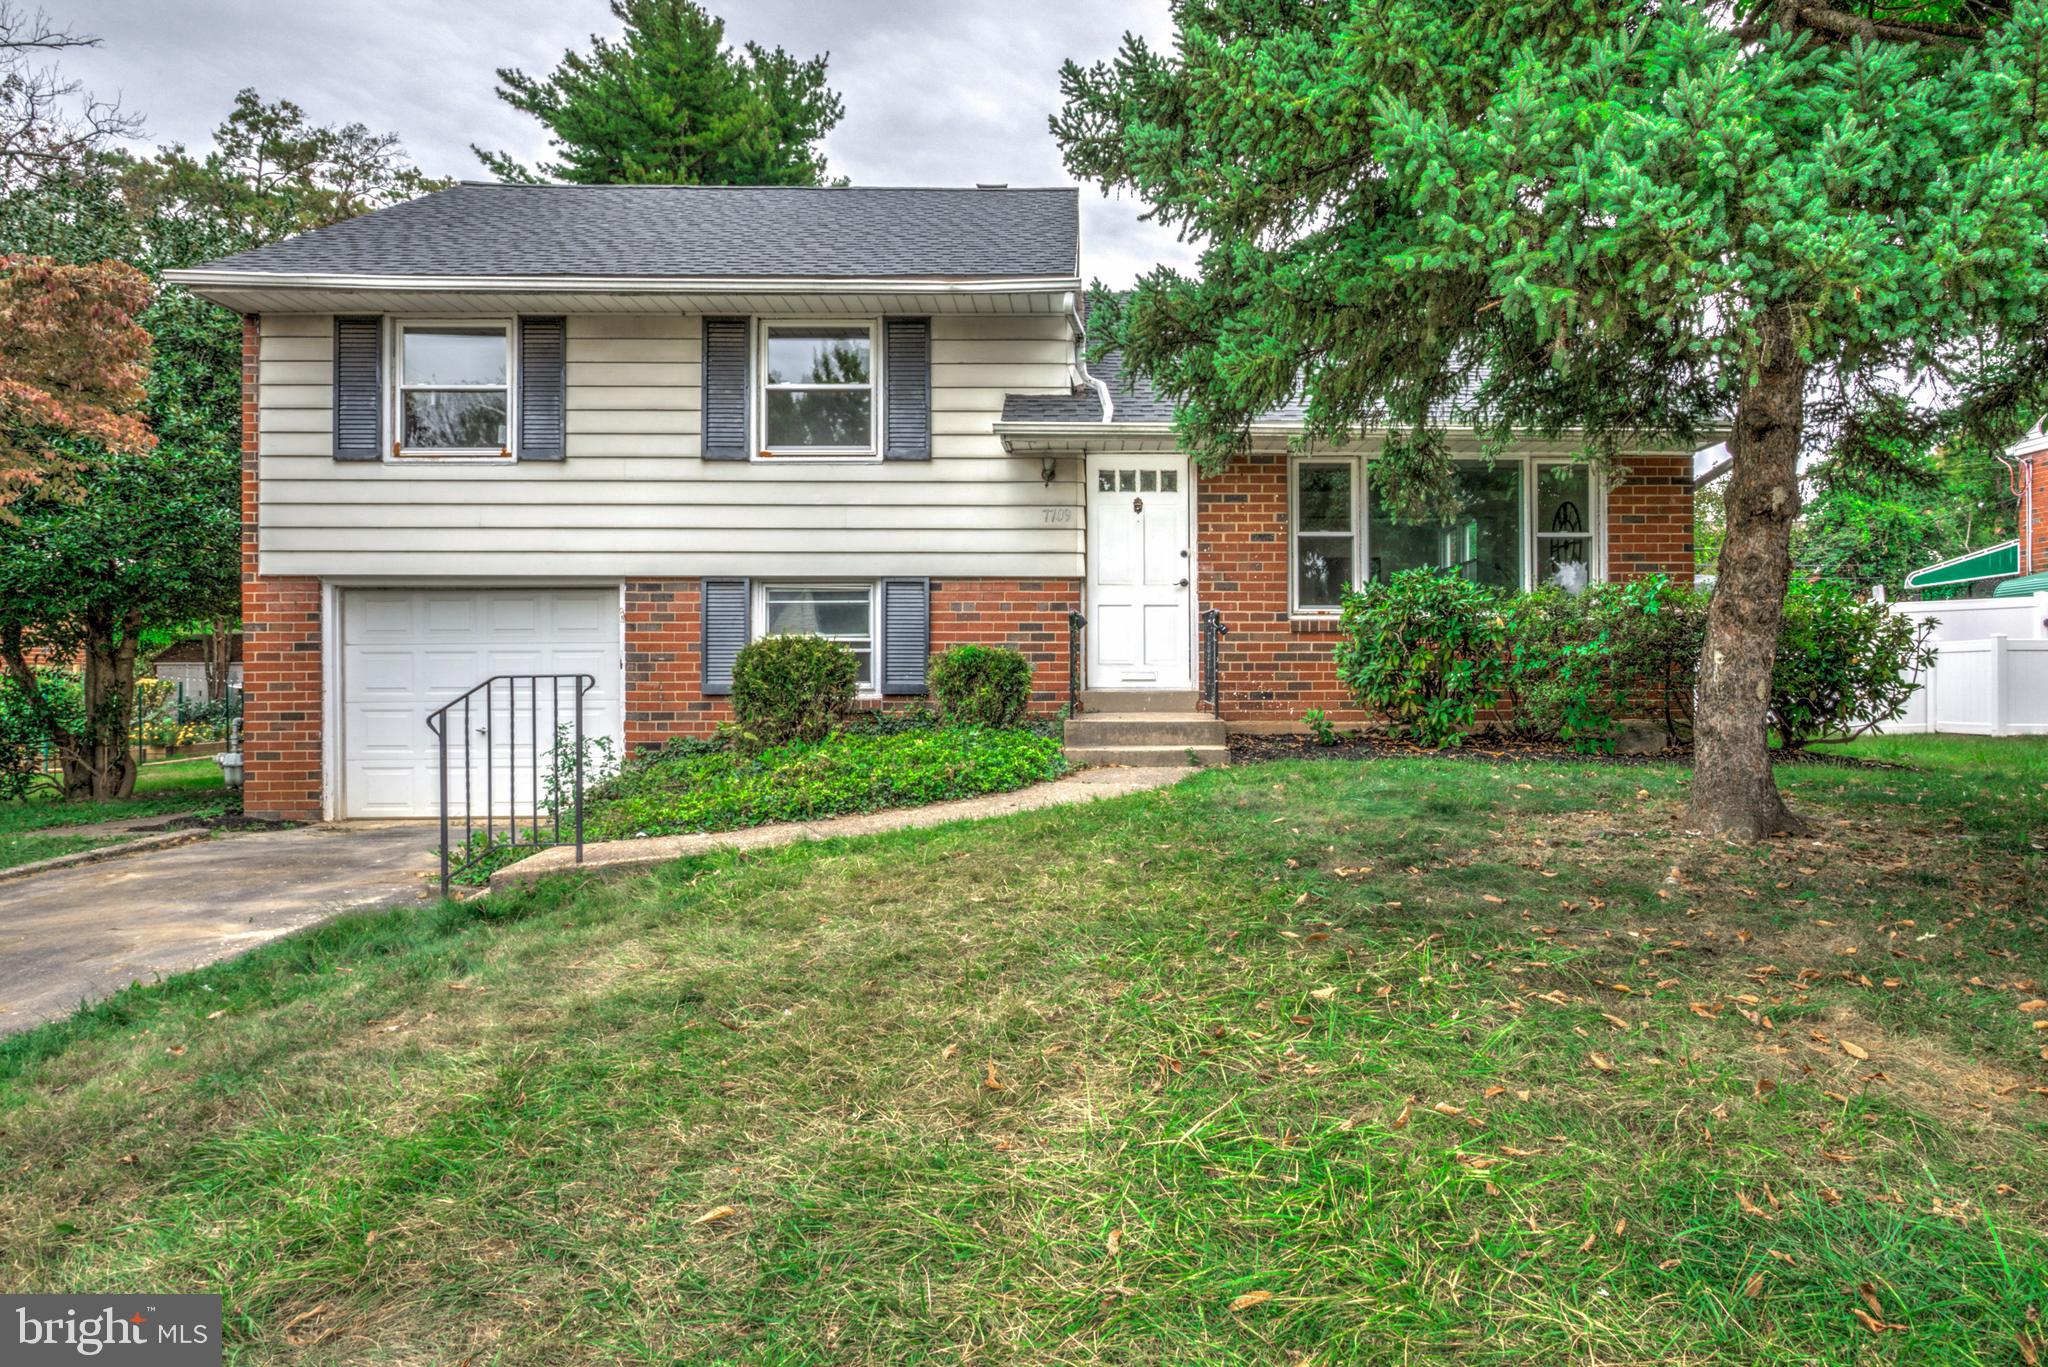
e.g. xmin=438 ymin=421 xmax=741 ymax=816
xmin=50 ymin=0 xmax=1199 ymax=286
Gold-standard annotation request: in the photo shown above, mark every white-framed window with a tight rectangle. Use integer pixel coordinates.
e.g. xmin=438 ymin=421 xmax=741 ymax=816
xmin=758 ymin=320 xmax=878 ymax=457
xmin=1534 ymin=461 xmax=1596 ymax=594
xmin=1288 ymin=455 xmax=1603 ymax=613
xmin=1291 ymin=459 xmax=1358 ymax=613
xmin=757 ymin=582 xmax=878 ymax=690
xmin=391 ymin=321 xmax=513 ymax=458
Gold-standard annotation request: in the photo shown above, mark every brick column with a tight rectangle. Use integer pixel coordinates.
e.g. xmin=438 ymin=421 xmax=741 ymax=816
xmin=238 ymin=315 xmax=325 ymax=821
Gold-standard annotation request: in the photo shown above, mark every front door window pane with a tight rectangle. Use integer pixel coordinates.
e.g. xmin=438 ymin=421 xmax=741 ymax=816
xmin=1368 ymin=461 xmax=1523 ymax=591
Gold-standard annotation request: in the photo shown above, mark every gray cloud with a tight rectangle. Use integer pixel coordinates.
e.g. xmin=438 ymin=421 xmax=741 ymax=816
xmin=54 ymin=0 xmax=1198 ymax=285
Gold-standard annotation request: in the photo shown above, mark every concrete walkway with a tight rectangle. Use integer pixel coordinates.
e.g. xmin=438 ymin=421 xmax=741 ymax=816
xmin=491 ymin=765 xmax=1190 ymax=892
xmin=0 ymin=822 xmax=437 ymax=1036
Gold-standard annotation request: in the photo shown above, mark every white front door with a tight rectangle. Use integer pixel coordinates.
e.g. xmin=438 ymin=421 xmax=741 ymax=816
xmin=1086 ymin=456 xmax=1192 ymax=689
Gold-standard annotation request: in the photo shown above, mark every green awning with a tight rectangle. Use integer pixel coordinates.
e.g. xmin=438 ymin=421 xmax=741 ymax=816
xmin=1993 ymin=570 xmax=2048 ymax=598
xmin=1905 ymin=539 xmax=2020 ymax=590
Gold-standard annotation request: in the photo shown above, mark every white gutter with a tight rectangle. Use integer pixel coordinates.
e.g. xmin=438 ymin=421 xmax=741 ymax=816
xmin=161 ymin=268 xmax=1083 ymax=296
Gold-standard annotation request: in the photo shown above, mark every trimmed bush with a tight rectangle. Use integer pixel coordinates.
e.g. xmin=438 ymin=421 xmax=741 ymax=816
xmin=1333 ymin=569 xmax=1509 ymax=747
xmin=588 ymin=728 xmax=1067 ymax=840
xmin=1771 ymin=578 xmax=1936 ymax=750
xmin=731 ymin=634 xmax=859 ymax=744
xmin=927 ymin=644 xmax=1033 ymax=729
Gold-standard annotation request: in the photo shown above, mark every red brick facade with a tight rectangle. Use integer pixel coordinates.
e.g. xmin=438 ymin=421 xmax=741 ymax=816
xmin=2024 ymin=451 xmax=2047 ymax=578
xmin=238 ymin=315 xmax=325 ymax=821
xmin=1196 ymin=451 xmax=1695 ymax=724
xmin=623 ymin=576 xmax=1084 ymax=745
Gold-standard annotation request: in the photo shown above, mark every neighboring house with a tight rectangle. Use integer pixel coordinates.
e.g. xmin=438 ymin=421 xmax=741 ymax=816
xmin=167 ymin=182 xmax=1705 ymax=823
xmin=1886 ymin=427 xmax=2048 ymax=737
xmin=1902 ymin=426 xmax=2048 ymax=599
xmin=149 ymin=635 xmax=244 ymax=707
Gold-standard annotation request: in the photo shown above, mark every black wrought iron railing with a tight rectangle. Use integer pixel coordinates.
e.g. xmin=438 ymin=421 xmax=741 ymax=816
xmin=426 ymin=673 xmax=596 ymax=898
xmin=1067 ymin=610 xmax=1087 ymax=714
xmin=1201 ymin=608 xmax=1228 ymax=716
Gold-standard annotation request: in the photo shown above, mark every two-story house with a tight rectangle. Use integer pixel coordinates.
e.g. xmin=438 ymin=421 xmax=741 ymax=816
xmin=168 ymin=182 xmax=1702 ymax=822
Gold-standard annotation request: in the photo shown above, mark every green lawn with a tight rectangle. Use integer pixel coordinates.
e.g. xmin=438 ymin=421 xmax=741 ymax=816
xmin=0 ymin=739 xmax=2042 ymax=1363
xmin=0 ymin=758 xmax=231 ymax=871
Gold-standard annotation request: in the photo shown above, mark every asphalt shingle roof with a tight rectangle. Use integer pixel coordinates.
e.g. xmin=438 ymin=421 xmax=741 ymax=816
xmin=1001 ymin=345 xmax=1481 ymax=429
xmin=1001 ymin=347 xmax=1309 ymax=425
xmin=192 ymin=183 xmax=1080 ymax=279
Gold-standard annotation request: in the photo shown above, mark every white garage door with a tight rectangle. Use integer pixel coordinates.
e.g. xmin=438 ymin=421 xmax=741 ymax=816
xmin=341 ymin=588 xmax=623 ymax=819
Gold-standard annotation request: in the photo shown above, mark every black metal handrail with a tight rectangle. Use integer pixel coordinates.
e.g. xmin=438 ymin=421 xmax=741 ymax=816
xmin=1201 ymin=608 xmax=1228 ymax=716
xmin=1067 ymin=610 xmax=1087 ymax=714
xmin=426 ymin=673 xmax=596 ymax=898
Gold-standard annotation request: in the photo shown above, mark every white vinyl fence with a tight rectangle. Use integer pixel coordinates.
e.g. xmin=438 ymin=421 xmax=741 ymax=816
xmin=1881 ymin=592 xmax=2048 ymax=736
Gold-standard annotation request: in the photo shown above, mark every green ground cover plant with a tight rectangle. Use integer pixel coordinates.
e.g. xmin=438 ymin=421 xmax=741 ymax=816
xmin=589 ymin=725 xmax=1067 ymax=841
xmin=0 ymin=736 xmax=2040 ymax=1362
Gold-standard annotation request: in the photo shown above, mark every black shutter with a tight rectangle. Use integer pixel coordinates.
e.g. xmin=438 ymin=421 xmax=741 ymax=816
xmin=702 ymin=317 xmax=750 ymax=460
xmin=517 ymin=316 xmax=566 ymax=461
xmin=881 ymin=578 xmax=931 ymax=695
xmin=883 ymin=317 xmax=932 ymax=461
xmin=332 ymin=316 xmax=383 ymax=460
xmin=701 ymin=578 xmax=751 ymax=696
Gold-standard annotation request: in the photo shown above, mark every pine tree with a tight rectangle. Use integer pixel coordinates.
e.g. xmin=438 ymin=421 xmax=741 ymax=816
xmin=475 ymin=0 xmax=843 ymax=186
xmin=1054 ymin=0 xmax=2048 ymax=840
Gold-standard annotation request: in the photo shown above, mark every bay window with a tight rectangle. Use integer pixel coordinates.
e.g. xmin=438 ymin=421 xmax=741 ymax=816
xmin=395 ymin=322 xmax=511 ymax=456
xmin=1289 ymin=455 xmax=1601 ymax=613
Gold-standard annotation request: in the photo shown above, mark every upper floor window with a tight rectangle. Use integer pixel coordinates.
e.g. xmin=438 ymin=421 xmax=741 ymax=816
xmin=761 ymin=322 xmax=875 ymax=456
xmin=396 ymin=322 xmax=511 ymax=456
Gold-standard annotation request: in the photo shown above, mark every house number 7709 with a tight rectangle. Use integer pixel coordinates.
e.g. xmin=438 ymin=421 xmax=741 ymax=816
xmin=1041 ymin=507 xmax=1074 ymax=524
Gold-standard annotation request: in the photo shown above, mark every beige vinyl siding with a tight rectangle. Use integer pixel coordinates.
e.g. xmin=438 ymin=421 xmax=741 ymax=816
xmin=255 ymin=312 xmax=1086 ymax=579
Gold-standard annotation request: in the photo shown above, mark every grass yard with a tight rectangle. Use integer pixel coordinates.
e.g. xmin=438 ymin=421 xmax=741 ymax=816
xmin=0 ymin=738 xmax=2042 ymax=1363
xmin=0 ymin=758 xmax=231 ymax=872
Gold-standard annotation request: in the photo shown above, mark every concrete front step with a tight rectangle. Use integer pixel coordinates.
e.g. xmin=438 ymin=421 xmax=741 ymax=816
xmin=1064 ymin=711 xmax=1226 ymax=748
xmin=1064 ymin=743 xmax=1229 ymax=768
xmin=1078 ymin=688 xmax=1201 ymax=714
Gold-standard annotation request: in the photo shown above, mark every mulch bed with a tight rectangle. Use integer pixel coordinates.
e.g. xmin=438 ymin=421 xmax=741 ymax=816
xmin=1228 ymin=732 xmax=1904 ymax=770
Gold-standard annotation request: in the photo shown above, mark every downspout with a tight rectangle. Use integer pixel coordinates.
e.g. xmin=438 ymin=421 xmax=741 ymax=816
xmin=1066 ymin=300 xmax=1114 ymax=423
xmin=1997 ymin=448 xmax=2031 ymax=576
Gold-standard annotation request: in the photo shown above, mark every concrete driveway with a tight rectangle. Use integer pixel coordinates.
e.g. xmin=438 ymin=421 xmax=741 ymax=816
xmin=0 ymin=822 xmax=438 ymax=1036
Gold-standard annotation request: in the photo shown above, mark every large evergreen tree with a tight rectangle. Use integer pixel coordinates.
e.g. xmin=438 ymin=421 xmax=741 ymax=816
xmin=1054 ymin=0 xmax=2048 ymax=840
xmin=476 ymin=0 xmax=843 ymax=186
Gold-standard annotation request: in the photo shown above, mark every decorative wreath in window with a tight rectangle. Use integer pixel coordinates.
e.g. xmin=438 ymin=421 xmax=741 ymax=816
xmin=1548 ymin=501 xmax=1585 ymax=533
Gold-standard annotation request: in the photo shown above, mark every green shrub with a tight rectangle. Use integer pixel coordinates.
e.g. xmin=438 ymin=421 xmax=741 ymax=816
xmin=1770 ymin=578 xmax=1936 ymax=750
xmin=927 ymin=644 xmax=1034 ymax=729
xmin=1506 ymin=577 xmax=1706 ymax=752
xmin=731 ymin=634 xmax=859 ymax=744
xmin=1333 ymin=569 xmax=1509 ymax=747
xmin=588 ymin=727 xmax=1067 ymax=840
xmin=1301 ymin=708 xmax=1340 ymax=745
xmin=0 ymin=670 xmax=83 ymax=802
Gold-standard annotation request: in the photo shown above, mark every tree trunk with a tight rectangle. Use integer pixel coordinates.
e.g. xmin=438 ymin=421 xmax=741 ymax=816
xmin=204 ymin=618 xmax=233 ymax=704
xmin=1687 ymin=307 xmax=1807 ymax=841
xmin=72 ymin=609 xmax=140 ymax=801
